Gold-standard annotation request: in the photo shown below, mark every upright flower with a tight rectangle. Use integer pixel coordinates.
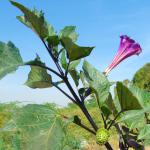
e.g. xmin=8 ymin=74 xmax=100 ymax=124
xmin=104 ymin=35 xmax=142 ymax=75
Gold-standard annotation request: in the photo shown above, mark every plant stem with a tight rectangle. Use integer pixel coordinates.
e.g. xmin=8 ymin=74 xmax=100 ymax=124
xmin=105 ymin=142 xmax=113 ymax=150
xmin=52 ymin=83 xmax=77 ymax=104
xmin=114 ymin=124 xmax=127 ymax=149
xmin=108 ymin=111 xmax=122 ymax=130
xmin=42 ymin=39 xmax=113 ymax=150
xmin=65 ymin=60 xmax=70 ymax=77
xmin=41 ymin=39 xmax=64 ymax=76
xmin=78 ymin=122 xmax=96 ymax=135
xmin=63 ymin=77 xmax=81 ymax=103
xmin=64 ymin=77 xmax=98 ymax=131
xmin=61 ymin=114 xmax=96 ymax=135
xmin=79 ymin=102 xmax=98 ymax=131
xmin=101 ymin=112 xmax=107 ymax=129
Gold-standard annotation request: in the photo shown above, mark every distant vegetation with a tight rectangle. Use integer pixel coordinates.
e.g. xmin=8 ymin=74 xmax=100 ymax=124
xmin=133 ymin=63 xmax=150 ymax=91
xmin=0 ymin=100 xmax=118 ymax=150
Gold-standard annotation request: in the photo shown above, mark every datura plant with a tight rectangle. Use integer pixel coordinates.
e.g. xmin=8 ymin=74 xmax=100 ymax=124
xmin=0 ymin=1 xmax=150 ymax=150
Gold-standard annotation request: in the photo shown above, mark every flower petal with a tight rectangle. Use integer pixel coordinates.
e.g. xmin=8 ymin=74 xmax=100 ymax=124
xmin=104 ymin=36 xmax=142 ymax=75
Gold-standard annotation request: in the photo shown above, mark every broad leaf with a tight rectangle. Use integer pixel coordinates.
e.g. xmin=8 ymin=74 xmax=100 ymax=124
xmin=0 ymin=104 xmax=80 ymax=150
xmin=24 ymin=55 xmax=44 ymax=66
xmin=124 ymin=114 xmax=145 ymax=130
xmin=113 ymin=88 xmax=122 ymax=113
xmin=12 ymin=104 xmax=74 ymax=150
xmin=25 ymin=57 xmax=52 ymax=88
xmin=61 ymin=37 xmax=94 ymax=61
xmin=80 ymin=71 xmax=88 ymax=87
xmin=10 ymin=1 xmax=55 ymax=39
xmin=106 ymin=93 xmax=118 ymax=115
xmin=138 ymin=124 xmax=150 ymax=140
xmin=83 ymin=61 xmax=110 ymax=107
xmin=0 ymin=41 xmax=23 ymax=79
xmin=116 ymin=82 xmax=142 ymax=111
xmin=69 ymin=59 xmax=81 ymax=70
xmin=60 ymin=51 xmax=80 ymax=86
xmin=60 ymin=50 xmax=81 ymax=71
xmin=47 ymin=35 xmax=59 ymax=47
xmin=59 ymin=26 xmax=78 ymax=42
xmin=144 ymin=139 xmax=150 ymax=146
xmin=101 ymin=105 xmax=112 ymax=118
xmin=130 ymin=85 xmax=150 ymax=108
xmin=117 ymin=109 xmax=145 ymax=123
xmin=69 ymin=69 xmax=80 ymax=86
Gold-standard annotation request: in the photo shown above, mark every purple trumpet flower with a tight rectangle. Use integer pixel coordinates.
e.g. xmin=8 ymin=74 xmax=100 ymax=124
xmin=104 ymin=35 xmax=142 ymax=75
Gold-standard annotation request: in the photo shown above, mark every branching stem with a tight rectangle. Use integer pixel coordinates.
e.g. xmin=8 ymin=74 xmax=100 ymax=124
xmin=108 ymin=110 xmax=123 ymax=130
xmin=41 ymin=39 xmax=113 ymax=150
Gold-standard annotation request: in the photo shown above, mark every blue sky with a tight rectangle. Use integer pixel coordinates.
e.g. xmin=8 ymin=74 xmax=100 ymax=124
xmin=0 ymin=0 xmax=150 ymax=106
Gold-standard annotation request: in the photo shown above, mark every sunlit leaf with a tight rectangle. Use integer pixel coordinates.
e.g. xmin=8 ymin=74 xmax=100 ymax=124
xmin=69 ymin=69 xmax=80 ymax=86
xmin=116 ymin=82 xmax=142 ymax=111
xmin=130 ymin=85 xmax=150 ymax=108
xmin=12 ymin=104 xmax=74 ymax=150
xmin=25 ymin=56 xmax=52 ymax=89
xmin=60 ymin=50 xmax=67 ymax=70
xmin=10 ymin=1 xmax=55 ymax=39
xmin=113 ymin=88 xmax=122 ymax=113
xmin=0 ymin=41 xmax=23 ymax=80
xmin=69 ymin=59 xmax=81 ymax=70
xmin=105 ymin=93 xmax=118 ymax=115
xmin=47 ymin=35 xmax=59 ymax=47
xmin=59 ymin=26 xmax=78 ymax=42
xmin=61 ymin=37 xmax=94 ymax=61
xmin=138 ymin=124 xmax=150 ymax=140
xmin=117 ymin=109 xmax=145 ymax=123
xmin=83 ymin=60 xmax=110 ymax=107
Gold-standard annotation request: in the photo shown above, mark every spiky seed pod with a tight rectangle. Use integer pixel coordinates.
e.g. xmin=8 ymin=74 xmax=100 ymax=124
xmin=96 ymin=128 xmax=110 ymax=145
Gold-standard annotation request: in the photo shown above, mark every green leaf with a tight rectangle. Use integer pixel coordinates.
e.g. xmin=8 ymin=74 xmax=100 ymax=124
xmin=47 ymin=35 xmax=59 ymax=47
xmin=69 ymin=59 xmax=81 ymax=70
xmin=0 ymin=104 xmax=79 ymax=150
xmin=60 ymin=50 xmax=67 ymax=70
xmin=80 ymin=71 xmax=88 ymax=87
xmin=60 ymin=50 xmax=81 ymax=71
xmin=105 ymin=93 xmax=118 ymax=115
xmin=124 ymin=114 xmax=145 ymax=130
xmin=59 ymin=26 xmax=78 ymax=42
xmin=10 ymin=1 xmax=55 ymax=39
xmin=12 ymin=104 xmax=72 ymax=150
xmin=101 ymin=105 xmax=112 ymax=118
xmin=138 ymin=124 xmax=150 ymax=140
xmin=113 ymin=88 xmax=122 ymax=113
xmin=83 ymin=60 xmax=110 ymax=107
xmin=116 ymin=82 xmax=142 ymax=111
xmin=0 ymin=41 xmax=23 ymax=79
xmin=79 ymin=88 xmax=92 ymax=99
xmin=117 ymin=109 xmax=145 ymax=123
xmin=25 ymin=57 xmax=53 ymax=89
xmin=144 ymin=139 xmax=150 ymax=146
xmin=61 ymin=37 xmax=94 ymax=61
xmin=69 ymin=69 xmax=80 ymax=87
xmin=130 ymin=85 xmax=150 ymax=108
xmin=24 ymin=54 xmax=43 ymax=66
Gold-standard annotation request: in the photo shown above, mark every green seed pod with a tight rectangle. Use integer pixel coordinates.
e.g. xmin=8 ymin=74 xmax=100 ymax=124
xmin=96 ymin=128 xmax=110 ymax=145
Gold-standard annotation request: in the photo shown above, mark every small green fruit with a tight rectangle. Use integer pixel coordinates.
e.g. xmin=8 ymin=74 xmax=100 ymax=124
xmin=96 ymin=128 xmax=110 ymax=145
